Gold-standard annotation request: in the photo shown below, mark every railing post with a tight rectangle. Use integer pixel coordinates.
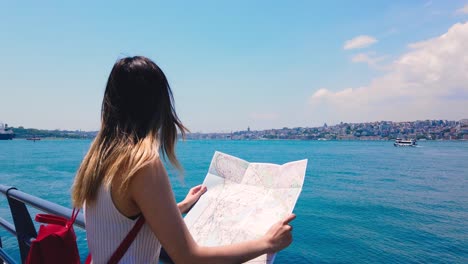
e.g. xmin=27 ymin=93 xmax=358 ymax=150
xmin=0 ymin=246 xmax=18 ymax=264
xmin=5 ymin=188 xmax=36 ymax=264
xmin=0 ymin=236 xmax=3 ymax=264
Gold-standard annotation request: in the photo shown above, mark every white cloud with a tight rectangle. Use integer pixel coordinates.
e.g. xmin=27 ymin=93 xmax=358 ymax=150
xmin=351 ymin=52 xmax=388 ymax=68
xmin=456 ymin=4 xmax=468 ymax=14
xmin=311 ymin=88 xmax=331 ymax=99
xmin=311 ymin=22 xmax=468 ymax=123
xmin=343 ymin=35 xmax=378 ymax=50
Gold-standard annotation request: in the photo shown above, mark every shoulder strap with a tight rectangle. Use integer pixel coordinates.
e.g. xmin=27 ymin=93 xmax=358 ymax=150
xmin=70 ymin=208 xmax=80 ymax=225
xmin=107 ymin=215 xmax=146 ymax=264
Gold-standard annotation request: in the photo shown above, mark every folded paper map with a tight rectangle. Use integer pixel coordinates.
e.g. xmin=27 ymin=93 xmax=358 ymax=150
xmin=184 ymin=151 xmax=307 ymax=263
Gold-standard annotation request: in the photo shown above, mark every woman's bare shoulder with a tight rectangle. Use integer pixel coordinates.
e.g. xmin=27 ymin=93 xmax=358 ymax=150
xmin=111 ymin=157 xmax=164 ymax=217
xmin=129 ymin=156 xmax=169 ymax=192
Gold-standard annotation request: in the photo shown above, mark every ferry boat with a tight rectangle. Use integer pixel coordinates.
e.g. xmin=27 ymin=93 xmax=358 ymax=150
xmin=394 ymin=138 xmax=417 ymax=147
xmin=0 ymin=123 xmax=14 ymax=140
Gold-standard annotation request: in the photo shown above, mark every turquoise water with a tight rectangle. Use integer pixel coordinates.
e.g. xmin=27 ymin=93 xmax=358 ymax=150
xmin=1 ymin=139 xmax=467 ymax=263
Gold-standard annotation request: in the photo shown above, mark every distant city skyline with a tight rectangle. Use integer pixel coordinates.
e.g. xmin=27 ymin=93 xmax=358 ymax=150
xmin=1 ymin=1 xmax=468 ymax=133
xmin=5 ymin=119 xmax=468 ymax=142
xmin=185 ymin=119 xmax=468 ymax=141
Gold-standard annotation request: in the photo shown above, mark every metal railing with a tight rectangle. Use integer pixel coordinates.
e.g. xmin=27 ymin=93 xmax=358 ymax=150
xmin=0 ymin=184 xmax=84 ymax=264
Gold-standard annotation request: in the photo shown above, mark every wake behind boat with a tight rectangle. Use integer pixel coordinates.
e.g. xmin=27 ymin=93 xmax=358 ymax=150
xmin=394 ymin=138 xmax=417 ymax=147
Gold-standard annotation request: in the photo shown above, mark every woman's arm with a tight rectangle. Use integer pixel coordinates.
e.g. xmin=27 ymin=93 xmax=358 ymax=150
xmin=129 ymin=158 xmax=294 ymax=264
xmin=177 ymin=185 xmax=207 ymax=214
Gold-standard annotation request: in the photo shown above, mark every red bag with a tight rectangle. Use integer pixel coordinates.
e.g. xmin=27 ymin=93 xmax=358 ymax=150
xmin=26 ymin=209 xmax=81 ymax=264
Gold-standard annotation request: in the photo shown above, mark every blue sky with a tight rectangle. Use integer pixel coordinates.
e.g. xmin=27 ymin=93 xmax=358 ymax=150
xmin=1 ymin=1 xmax=468 ymax=132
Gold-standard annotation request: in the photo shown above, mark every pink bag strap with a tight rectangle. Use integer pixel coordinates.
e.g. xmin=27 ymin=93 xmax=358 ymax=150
xmin=35 ymin=208 xmax=80 ymax=227
xmin=70 ymin=208 xmax=80 ymax=224
xmin=107 ymin=215 xmax=146 ymax=264
xmin=35 ymin=214 xmax=67 ymax=226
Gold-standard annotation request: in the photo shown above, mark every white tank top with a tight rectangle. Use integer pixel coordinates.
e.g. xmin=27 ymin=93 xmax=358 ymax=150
xmin=85 ymin=185 xmax=161 ymax=264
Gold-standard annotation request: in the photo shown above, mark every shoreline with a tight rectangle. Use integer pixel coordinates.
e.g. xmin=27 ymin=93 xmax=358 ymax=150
xmin=3 ymin=137 xmax=467 ymax=142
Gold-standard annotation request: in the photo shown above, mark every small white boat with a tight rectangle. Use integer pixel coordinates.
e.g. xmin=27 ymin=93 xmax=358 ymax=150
xmin=394 ymin=138 xmax=417 ymax=147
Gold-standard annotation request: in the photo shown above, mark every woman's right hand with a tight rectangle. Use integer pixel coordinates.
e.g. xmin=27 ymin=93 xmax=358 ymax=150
xmin=263 ymin=214 xmax=296 ymax=253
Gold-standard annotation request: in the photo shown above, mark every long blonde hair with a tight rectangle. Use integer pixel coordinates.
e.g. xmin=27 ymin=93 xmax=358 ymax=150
xmin=72 ymin=56 xmax=188 ymax=207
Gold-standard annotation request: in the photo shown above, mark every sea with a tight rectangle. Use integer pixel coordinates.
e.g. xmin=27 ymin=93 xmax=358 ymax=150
xmin=1 ymin=139 xmax=467 ymax=263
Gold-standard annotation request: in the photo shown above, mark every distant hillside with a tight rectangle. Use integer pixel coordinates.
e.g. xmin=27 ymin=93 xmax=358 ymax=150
xmin=11 ymin=127 xmax=97 ymax=139
xmin=186 ymin=119 xmax=468 ymax=140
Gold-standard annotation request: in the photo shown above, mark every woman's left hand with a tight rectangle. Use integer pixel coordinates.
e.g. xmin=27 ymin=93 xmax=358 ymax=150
xmin=178 ymin=185 xmax=207 ymax=214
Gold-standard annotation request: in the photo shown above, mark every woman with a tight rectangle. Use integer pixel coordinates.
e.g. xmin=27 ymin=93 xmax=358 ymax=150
xmin=72 ymin=56 xmax=295 ymax=263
